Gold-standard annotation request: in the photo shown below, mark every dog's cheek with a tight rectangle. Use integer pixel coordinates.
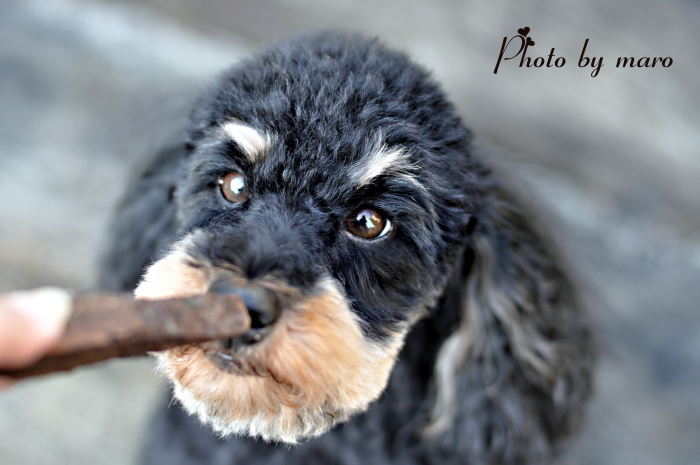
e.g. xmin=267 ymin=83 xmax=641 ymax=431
xmin=133 ymin=247 xmax=210 ymax=300
xmin=264 ymin=280 xmax=405 ymax=411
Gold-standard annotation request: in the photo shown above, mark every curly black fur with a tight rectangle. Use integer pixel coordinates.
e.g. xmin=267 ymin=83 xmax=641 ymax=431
xmin=100 ymin=31 xmax=594 ymax=465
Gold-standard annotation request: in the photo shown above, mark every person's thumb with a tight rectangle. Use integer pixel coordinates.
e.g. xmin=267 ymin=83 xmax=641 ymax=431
xmin=0 ymin=287 xmax=72 ymax=369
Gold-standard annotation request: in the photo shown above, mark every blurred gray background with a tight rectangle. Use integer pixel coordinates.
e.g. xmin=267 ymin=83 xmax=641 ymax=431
xmin=0 ymin=0 xmax=698 ymax=464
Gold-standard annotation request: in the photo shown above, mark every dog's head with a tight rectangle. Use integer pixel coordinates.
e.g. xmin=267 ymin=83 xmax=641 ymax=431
xmin=103 ymin=32 xmax=592 ymax=452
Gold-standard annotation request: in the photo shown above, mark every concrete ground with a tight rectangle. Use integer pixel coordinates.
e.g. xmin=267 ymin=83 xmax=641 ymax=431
xmin=0 ymin=0 xmax=698 ymax=464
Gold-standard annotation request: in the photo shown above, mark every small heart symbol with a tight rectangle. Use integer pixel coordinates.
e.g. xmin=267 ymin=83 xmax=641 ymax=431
xmin=517 ymin=27 xmax=530 ymax=36
xmin=526 ymin=37 xmax=535 ymax=46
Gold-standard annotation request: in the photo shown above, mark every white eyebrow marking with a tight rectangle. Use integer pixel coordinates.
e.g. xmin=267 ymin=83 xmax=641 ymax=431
xmin=220 ymin=121 xmax=270 ymax=162
xmin=352 ymin=144 xmax=417 ymax=188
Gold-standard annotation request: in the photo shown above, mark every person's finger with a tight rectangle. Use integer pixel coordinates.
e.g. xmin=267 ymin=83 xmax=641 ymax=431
xmin=0 ymin=287 xmax=72 ymax=370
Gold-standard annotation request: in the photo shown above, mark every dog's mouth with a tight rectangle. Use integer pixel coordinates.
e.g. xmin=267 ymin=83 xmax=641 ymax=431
xmin=207 ymin=334 xmax=272 ymax=376
xmin=219 ymin=329 xmax=267 ymax=351
xmin=211 ymin=277 xmax=280 ymax=337
xmin=217 ymin=303 xmax=278 ymax=351
xmin=205 ymin=278 xmax=284 ymax=375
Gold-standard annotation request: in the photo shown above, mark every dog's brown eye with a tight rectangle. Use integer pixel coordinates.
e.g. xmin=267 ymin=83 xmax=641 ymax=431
xmin=346 ymin=208 xmax=391 ymax=240
xmin=218 ymin=173 xmax=249 ymax=203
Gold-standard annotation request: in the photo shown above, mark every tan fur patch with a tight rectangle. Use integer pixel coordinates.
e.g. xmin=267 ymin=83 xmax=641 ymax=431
xmin=134 ymin=240 xmax=210 ymax=300
xmin=352 ymin=143 xmax=415 ymax=188
xmin=135 ymin=237 xmax=406 ymax=443
xmin=220 ymin=121 xmax=270 ymax=163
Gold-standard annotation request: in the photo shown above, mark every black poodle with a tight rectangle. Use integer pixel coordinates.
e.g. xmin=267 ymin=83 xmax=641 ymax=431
xmin=100 ymin=31 xmax=594 ymax=465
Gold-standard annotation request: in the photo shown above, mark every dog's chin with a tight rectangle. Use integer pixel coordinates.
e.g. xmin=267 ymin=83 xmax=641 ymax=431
xmin=135 ymin=240 xmax=406 ymax=443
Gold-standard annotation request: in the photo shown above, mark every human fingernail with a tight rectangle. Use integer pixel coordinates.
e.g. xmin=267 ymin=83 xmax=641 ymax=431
xmin=5 ymin=287 xmax=73 ymax=337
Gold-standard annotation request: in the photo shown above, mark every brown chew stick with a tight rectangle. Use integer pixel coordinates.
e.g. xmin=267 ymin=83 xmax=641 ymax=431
xmin=1 ymin=293 xmax=251 ymax=379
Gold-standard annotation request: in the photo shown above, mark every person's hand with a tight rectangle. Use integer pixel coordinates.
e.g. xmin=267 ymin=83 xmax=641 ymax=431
xmin=0 ymin=288 xmax=72 ymax=389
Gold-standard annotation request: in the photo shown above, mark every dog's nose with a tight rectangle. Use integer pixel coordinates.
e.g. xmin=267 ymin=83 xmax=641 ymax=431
xmin=210 ymin=280 xmax=280 ymax=347
xmin=234 ymin=287 xmax=279 ymax=329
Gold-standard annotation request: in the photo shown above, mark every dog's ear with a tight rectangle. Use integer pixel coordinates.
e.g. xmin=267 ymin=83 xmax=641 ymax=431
xmin=425 ymin=180 xmax=594 ymax=462
xmin=99 ymin=144 xmax=185 ymax=292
